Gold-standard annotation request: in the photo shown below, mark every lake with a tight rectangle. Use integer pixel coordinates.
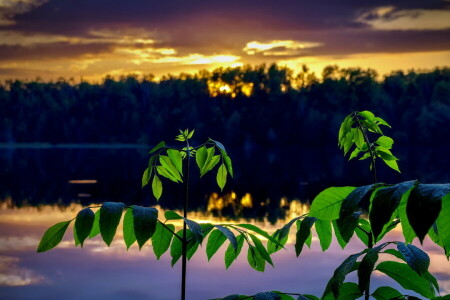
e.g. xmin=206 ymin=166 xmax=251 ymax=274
xmin=0 ymin=147 xmax=449 ymax=299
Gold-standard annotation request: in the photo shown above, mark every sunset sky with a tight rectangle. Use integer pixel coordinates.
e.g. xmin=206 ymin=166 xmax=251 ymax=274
xmin=0 ymin=0 xmax=449 ymax=81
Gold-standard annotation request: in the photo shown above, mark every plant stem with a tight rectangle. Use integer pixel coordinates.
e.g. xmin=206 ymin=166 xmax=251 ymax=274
xmin=354 ymin=112 xmax=377 ymax=183
xmin=181 ymin=141 xmax=190 ymax=300
xmin=353 ymin=112 xmax=377 ymax=300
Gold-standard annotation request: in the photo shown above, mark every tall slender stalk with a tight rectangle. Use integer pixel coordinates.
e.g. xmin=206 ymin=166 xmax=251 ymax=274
xmin=181 ymin=141 xmax=190 ymax=300
xmin=353 ymin=112 xmax=377 ymax=300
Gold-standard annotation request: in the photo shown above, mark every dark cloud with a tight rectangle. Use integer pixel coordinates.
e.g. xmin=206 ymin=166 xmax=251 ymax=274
xmin=0 ymin=0 xmax=448 ymax=76
xmin=0 ymin=42 xmax=115 ymax=61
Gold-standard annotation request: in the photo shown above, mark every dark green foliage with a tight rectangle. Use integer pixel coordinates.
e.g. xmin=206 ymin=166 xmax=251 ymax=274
xmin=376 ymin=261 xmax=435 ymax=298
xmin=357 ymin=244 xmax=384 ymax=293
xmin=369 ymin=181 xmax=416 ymax=241
xmin=123 ymin=208 xmax=136 ymax=249
xmin=295 ymin=217 xmax=316 ymax=256
xmin=225 ymin=234 xmax=245 ymax=269
xmin=99 ymin=202 xmax=125 ymax=246
xmin=396 ymin=242 xmax=430 ymax=276
xmin=371 ymin=286 xmax=403 ymax=300
xmin=206 ymin=229 xmax=227 ymax=260
xmin=132 ymin=206 xmax=158 ymax=249
xmin=74 ymin=208 xmax=95 ymax=247
xmin=407 ymin=184 xmax=450 ymax=243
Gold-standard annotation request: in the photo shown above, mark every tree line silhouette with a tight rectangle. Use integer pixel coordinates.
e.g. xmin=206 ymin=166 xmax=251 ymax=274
xmin=1 ymin=64 xmax=449 ymax=147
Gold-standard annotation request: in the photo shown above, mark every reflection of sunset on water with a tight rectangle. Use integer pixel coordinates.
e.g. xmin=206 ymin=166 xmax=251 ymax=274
xmin=0 ymin=198 xmax=449 ymax=298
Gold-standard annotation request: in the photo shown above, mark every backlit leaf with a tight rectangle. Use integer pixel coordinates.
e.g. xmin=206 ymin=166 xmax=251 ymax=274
xmin=184 ymin=218 xmax=203 ymax=244
xmin=167 ymin=149 xmax=183 ymax=175
xmin=223 ymin=155 xmax=234 ymax=177
xmin=123 ymin=208 xmax=136 ymax=249
xmin=195 ymin=146 xmax=208 ymax=172
xmin=206 ymin=229 xmax=227 ymax=260
xmin=247 ymin=245 xmax=266 ymax=272
xmin=315 ymin=219 xmax=332 ymax=251
xmin=142 ymin=167 xmax=151 ymax=188
xmin=225 ymin=233 xmax=245 ymax=269
xmin=152 ymin=222 xmax=175 ymax=259
xmin=37 ymin=220 xmax=71 ymax=253
xmin=372 ymin=286 xmax=403 ymax=300
xmin=215 ymin=225 xmax=238 ymax=250
xmin=149 ymin=141 xmax=165 ymax=154
xmin=88 ymin=209 xmax=101 ymax=238
xmin=295 ymin=217 xmax=316 ymax=256
xmin=74 ymin=207 xmax=95 ymax=247
xmin=249 ymin=233 xmax=273 ymax=266
xmin=99 ymin=202 xmax=124 ymax=246
xmin=436 ymin=193 xmax=450 ymax=258
xmin=165 ymin=210 xmax=183 ymax=220
xmin=152 ymin=175 xmax=163 ymax=200
xmin=375 ymin=136 xmax=394 ymax=149
xmin=160 ymin=155 xmax=182 ymax=182
xmin=216 ymin=163 xmax=227 ymax=191
xmin=309 ymin=186 xmax=356 ymax=220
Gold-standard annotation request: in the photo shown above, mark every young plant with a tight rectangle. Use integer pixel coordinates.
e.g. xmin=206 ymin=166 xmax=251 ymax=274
xmin=37 ymin=129 xmax=281 ymax=300
xmin=338 ymin=111 xmax=400 ymax=182
xmin=216 ymin=111 xmax=450 ymax=300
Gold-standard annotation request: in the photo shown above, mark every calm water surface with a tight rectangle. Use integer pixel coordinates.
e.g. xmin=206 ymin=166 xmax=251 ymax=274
xmin=0 ymin=148 xmax=449 ymax=299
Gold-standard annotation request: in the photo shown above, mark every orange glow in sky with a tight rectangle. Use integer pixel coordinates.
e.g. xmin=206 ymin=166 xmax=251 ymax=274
xmin=0 ymin=1 xmax=449 ymax=81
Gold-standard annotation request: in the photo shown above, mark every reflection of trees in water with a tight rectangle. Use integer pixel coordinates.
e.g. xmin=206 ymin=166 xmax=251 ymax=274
xmin=0 ymin=146 xmax=448 ymax=221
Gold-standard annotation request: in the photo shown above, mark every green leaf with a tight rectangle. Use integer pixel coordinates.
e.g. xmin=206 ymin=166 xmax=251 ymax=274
xmin=100 ymin=202 xmax=124 ymax=246
xmin=202 ymin=155 xmax=220 ymax=177
xmin=123 ymin=208 xmax=136 ymax=249
xmin=165 ymin=210 xmax=183 ymax=220
xmin=375 ymin=136 xmax=394 ymax=149
xmin=348 ymin=147 xmax=361 ymax=161
xmin=149 ymin=141 xmax=165 ymax=154
xmin=184 ymin=218 xmax=204 ymax=244
xmin=375 ymin=146 xmax=398 ymax=161
xmin=225 ymin=233 xmax=245 ymax=269
xmin=195 ymin=146 xmax=208 ymax=171
xmin=376 ymin=261 xmax=435 ymax=298
xmin=323 ymin=251 xmax=365 ymax=299
xmin=298 ymin=295 xmax=320 ymax=300
xmin=370 ymin=181 xmax=416 ymax=241
xmin=342 ymin=129 xmax=354 ymax=155
xmin=37 ymin=220 xmax=71 ymax=253
xmin=340 ymin=184 xmax=374 ymax=219
xmin=235 ymin=224 xmax=280 ymax=246
xmin=156 ymin=165 xmax=179 ymax=183
xmin=159 ymin=155 xmax=183 ymax=182
xmin=382 ymin=159 xmax=401 ymax=173
xmin=152 ymin=222 xmax=175 ymax=259
xmin=315 ymin=219 xmax=332 ymax=251
xmin=355 ymin=218 xmax=370 ymax=246
xmin=354 ymin=128 xmax=365 ymax=149
xmin=375 ymin=116 xmax=391 ymax=128
xmin=132 ymin=206 xmax=158 ymax=249
xmin=372 ymin=286 xmax=403 ymax=300
xmin=397 ymin=186 xmax=417 ymax=243
xmin=249 ymin=233 xmax=273 ymax=266
xmin=223 ymin=154 xmax=234 ymax=178
xmin=396 ymin=242 xmax=430 ymax=276
xmin=338 ymin=114 xmax=353 ymax=145
xmin=337 ymin=282 xmax=362 ymax=300
xmin=383 ymin=248 xmax=405 ymax=261
xmin=358 ymin=244 xmax=383 ymax=293
xmin=214 ymin=225 xmax=238 ymax=250
xmin=335 ymin=212 xmax=361 ymax=244
xmin=88 ymin=209 xmax=101 ymax=238
xmin=206 ymin=229 xmax=227 ymax=260
xmin=332 ymin=219 xmax=348 ymax=249
xmin=436 ymin=194 xmax=450 ymax=258
xmin=267 ymin=229 xmax=289 ymax=254
xmin=167 ymin=149 xmax=183 ymax=175
xmin=187 ymin=129 xmax=195 ymax=139
xmin=73 ymin=226 xmax=80 ymax=247
xmin=247 ymin=245 xmax=266 ymax=272
xmin=217 ymin=163 xmax=227 ymax=191
xmin=142 ymin=167 xmax=151 ymax=187
xmin=200 ymin=147 xmax=216 ymax=176
xmin=407 ymin=184 xmax=449 ymax=243
xmin=152 ymin=175 xmax=163 ymax=200
xmin=74 ymin=207 xmax=95 ymax=247
xmin=295 ymin=217 xmax=316 ymax=256
xmin=170 ymin=229 xmax=184 ymax=266
xmin=309 ymin=186 xmax=356 ymax=220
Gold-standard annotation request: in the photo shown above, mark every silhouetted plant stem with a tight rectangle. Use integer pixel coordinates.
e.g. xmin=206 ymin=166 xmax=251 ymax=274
xmin=353 ymin=112 xmax=377 ymax=300
xmin=181 ymin=141 xmax=190 ymax=300
xmin=354 ymin=112 xmax=377 ymax=183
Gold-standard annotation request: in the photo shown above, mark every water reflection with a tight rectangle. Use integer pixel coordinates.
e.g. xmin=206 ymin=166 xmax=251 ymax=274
xmin=0 ymin=202 xmax=448 ymax=299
